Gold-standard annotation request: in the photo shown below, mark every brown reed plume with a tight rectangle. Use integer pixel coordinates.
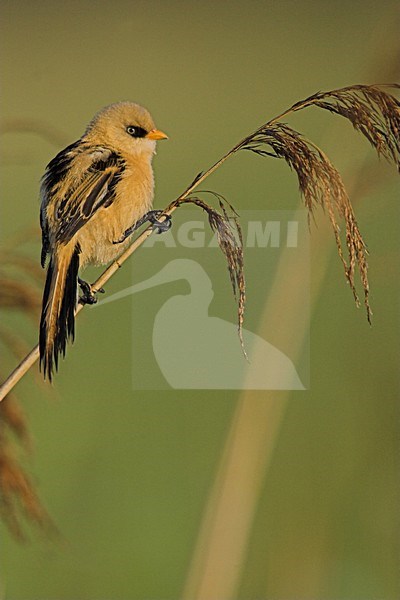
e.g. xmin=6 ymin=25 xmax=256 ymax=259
xmin=0 ymin=242 xmax=53 ymax=538
xmin=234 ymin=85 xmax=399 ymax=323
xmin=289 ymin=84 xmax=400 ymax=169
xmin=241 ymin=122 xmax=373 ymax=320
xmin=0 ymin=399 xmax=54 ymax=539
xmin=168 ymin=84 xmax=399 ymax=326
xmin=0 ymin=83 xmax=399 ymax=403
xmin=173 ymin=192 xmax=246 ymax=355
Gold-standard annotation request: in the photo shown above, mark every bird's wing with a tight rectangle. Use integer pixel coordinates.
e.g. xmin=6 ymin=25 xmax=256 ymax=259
xmin=40 ymin=146 xmax=125 ymax=263
xmin=40 ymin=141 xmax=81 ymax=266
xmin=54 ymin=149 xmax=125 ymax=245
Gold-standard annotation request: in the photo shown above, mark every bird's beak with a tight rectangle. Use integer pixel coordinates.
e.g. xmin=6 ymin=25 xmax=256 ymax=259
xmin=146 ymin=128 xmax=168 ymax=141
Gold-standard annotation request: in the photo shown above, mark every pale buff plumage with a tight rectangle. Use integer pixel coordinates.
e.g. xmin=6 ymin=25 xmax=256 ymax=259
xmin=39 ymin=102 xmax=167 ymax=379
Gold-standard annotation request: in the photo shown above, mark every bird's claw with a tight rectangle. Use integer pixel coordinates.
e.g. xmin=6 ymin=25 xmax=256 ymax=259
xmin=78 ymin=278 xmax=102 ymax=305
xmin=113 ymin=233 xmax=127 ymax=244
xmin=113 ymin=210 xmax=172 ymax=243
xmin=151 ymin=213 xmax=172 ymax=234
xmin=80 ymin=294 xmax=97 ymax=305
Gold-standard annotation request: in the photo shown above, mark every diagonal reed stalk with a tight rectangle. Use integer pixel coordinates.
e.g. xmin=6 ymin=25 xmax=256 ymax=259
xmin=0 ymin=83 xmax=399 ymax=401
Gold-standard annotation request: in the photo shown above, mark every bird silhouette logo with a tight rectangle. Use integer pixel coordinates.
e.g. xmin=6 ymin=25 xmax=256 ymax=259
xmin=97 ymin=258 xmax=305 ymax=390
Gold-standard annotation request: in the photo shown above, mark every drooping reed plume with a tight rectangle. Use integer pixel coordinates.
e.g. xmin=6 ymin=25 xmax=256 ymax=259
xmin=172 ymin=193 xmax=246 ymax=354
xmin=162 ymin=85 xmax=399 ymax=331
xmin=237 ymin=85 xmax=399 ymax=322
xmin=289 ymin=85 xmax=400 ymax=169
xmin=241 ymin=122 xmax=373 ymax=320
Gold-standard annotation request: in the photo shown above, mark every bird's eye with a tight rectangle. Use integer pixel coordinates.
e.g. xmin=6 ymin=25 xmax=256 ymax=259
xmin=126 ymin=125 xmax=148 ymax=138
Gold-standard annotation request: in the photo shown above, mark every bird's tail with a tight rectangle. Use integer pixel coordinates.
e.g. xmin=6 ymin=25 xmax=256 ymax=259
xmin=39 ymin=244 xmax=80 ymax=380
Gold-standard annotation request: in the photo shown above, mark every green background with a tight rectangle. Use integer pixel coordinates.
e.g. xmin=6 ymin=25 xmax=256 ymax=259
xmin=1 ymin=1 xmax=399 ymax=598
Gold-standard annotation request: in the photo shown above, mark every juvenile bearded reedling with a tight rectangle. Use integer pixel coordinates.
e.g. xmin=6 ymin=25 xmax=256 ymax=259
xmin=39 ymin=102 xmax=168 ymax=380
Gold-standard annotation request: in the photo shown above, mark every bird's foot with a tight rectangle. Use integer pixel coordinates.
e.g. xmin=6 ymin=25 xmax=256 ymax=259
xmin=149 ymin=211 xmax=172 ymax=234
xmin=78 ymin=278 xmax=104 ymax=305
xmin=113 ymin=210 xmax=172 ymax=244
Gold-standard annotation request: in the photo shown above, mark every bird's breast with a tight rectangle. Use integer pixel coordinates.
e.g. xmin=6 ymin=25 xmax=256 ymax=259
xmin=77 ymin=159 xmax=155 ymax=266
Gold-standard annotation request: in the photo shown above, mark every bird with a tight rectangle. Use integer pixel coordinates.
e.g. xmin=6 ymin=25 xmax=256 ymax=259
xmin=39 ymin=101 xmax=168 ymax=381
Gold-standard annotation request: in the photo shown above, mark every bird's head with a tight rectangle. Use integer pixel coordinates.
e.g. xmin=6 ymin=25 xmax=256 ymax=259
xmin=84 ymin=101 xmax=168 ymax=157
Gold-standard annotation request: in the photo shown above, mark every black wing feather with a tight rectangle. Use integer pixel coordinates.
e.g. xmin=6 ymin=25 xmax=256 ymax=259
xmin=40 ymin=146 xmax=125 ymax=250
xmin=55 ymin=169 xmax=115 ymax=243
